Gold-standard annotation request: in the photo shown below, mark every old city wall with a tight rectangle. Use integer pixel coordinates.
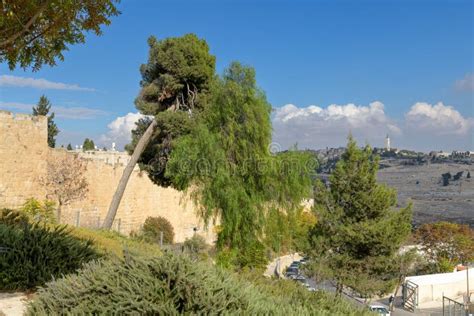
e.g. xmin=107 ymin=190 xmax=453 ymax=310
xmin=0 ymin=111 xmax=215 ymax=243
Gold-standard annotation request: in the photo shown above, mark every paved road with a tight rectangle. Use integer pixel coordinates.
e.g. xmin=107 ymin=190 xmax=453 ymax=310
xmin=301 ymin=275 xmax=443 ymax=316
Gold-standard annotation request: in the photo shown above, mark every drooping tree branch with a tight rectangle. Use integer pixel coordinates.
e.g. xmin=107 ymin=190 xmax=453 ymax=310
xmin=0 ymin=0 xmax=51 ymax=48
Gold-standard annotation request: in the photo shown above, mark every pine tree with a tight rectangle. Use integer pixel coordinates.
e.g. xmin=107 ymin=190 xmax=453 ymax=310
xmin=82 ymin=138 xmax=95 ymax=151
xmin=67 ymin=143 xmax=73 ymax=150
xmin=309 ymin=136 xmax=412 ymax=297
xmin=32 ymin=95 xmax=59 ymax=148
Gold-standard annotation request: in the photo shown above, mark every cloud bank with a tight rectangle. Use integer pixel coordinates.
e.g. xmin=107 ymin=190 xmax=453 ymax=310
xmin=272 ymin=101 xmax=473 ymax=151
xmin=454 ymin=73 xmax=474 ymax=92
xmin=99 ymin=112 xmax=145 ymax=150
xmin=273 ymin=101 xmax=401 ymax=150
xmin=0 ymin=75 xmax=95 ymax=91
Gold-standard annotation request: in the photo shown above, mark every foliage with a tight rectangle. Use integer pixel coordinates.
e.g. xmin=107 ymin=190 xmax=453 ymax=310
xmin=32 ymin=95 xmax=58 ymax=148
xmin=0 ymin=0 xmax=120 ymax=71
xmin=415 ymin=221 xmax=474 ymax=272
xmin=69 ymin=227 xmax=161 ymax=258
xmin=66 ymin=143 xmax=73 ymax=150
xmin=0 ymin=221 xmax=98 ymax=290
xmin=136 ymin=34 xmax=216 ymax=115
xmin=128 ymin=34 xmax=216 ymax=186
xmin=141 ymin=216 xmax=174 ymax=244
xmin=166 ymin=62 xmax=314 ymax=265
xmin=183 ymin=234 xmax=208 ymax=254
xmin=309 ymin=136 xmax=413 ymax=298
xmin=82 ymin=138 xmax=95 ymax=151
xmin=292 ymin=209 xmax=317 ymax=252
xmin=20 ymin=198 xmax=56 ymax=223
xmin=27 ymin=253 xmax=370 ymax=315
xmin=41 ymin=154 xmax=88 ymax=220
xmin=263 ymin=207 xmax=317 ymax=256
xmin=0 ymin=208 xmax=29 ymax=226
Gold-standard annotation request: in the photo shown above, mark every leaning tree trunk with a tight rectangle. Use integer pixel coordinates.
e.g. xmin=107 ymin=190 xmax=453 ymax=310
xmin=102 ymin=119 xmax=158 ymax=229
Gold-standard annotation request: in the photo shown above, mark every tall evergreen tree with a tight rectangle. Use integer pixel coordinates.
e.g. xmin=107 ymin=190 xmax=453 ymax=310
xmin=82 ymin=138 xmax=95 ymax=151
xmin=103 ymin=34 xmax=216 ymax=229
xmin=308 ymin=136 xmax=412 ymax=297
xmin=32 ymin=95 xmax=59 ymax=148
xmin=67 ymin=143 xmax=73 ymax=150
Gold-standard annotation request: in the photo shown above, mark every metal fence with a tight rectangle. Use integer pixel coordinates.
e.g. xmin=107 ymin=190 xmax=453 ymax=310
xmin=442 ymin=296 xmax=470 ymax=316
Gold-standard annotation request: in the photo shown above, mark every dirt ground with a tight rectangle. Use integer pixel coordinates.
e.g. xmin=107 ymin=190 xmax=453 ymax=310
xmin=0 ymin=293 xmax=28 ymax=316
xmin=377 ymin=162 xmax=474 ymax=227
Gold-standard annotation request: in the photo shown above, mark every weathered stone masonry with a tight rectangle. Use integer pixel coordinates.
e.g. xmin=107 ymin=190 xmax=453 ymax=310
xmin=0 ymin=111 xmax=215 ymax=243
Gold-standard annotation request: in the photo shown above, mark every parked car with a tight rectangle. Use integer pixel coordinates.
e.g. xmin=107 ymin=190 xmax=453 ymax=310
xmin=299 ymin=258 xmax=308 ymax=265
xmin=294 ymin=275 xmax=306 ymax=281
xmin=286 ymin=267 xmax=298 ymax=274
xmin=289 ymin=261 xmax=300 ymax=268
xmin=286 ymin=273 xmax=298 ymax=279
xmin=369 ymin=305 xmax=390 ymax=316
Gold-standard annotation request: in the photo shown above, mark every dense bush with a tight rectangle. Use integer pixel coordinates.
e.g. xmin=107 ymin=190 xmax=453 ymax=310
xmin=27 ymin=253 xmax=369 ymax=315
xmin=183 ymin=234 xmax=208 ymax=254
xmin=20 ymin=198 xmax=57 ymax=224
xmin=0 ymin=221 xmax=98 ymax=290
xmin=141 ymin=216 xmax=175 ymax=244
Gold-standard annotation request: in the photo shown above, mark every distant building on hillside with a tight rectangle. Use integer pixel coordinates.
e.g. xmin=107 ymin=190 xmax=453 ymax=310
xmin=384 ymin=134 xmax=391 ymax=151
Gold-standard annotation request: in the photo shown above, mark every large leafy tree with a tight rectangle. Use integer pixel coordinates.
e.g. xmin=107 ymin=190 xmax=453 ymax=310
xmin=415 ymin=221 xmax=474 ymax=272
xmin=103 ymin=34 xmax=216 ymax=228
xmin=0 ymin=0 xmax=119 ymax=71
xmin=32 ymin=95 xmax=59 ymax=148
xmin=308 ymin=137 xmax=412 ymax=297
xmin=166 ymin=62 xmax=314 ymax=264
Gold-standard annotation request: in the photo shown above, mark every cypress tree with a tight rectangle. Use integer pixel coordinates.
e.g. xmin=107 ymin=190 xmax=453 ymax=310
xmin=309 ymin=136 xmax=412 ymax=297
xmin=32 ymin=95 xmax=59 ymax=148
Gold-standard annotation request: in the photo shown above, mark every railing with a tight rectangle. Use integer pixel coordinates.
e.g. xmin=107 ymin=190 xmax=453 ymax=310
xmin=442 ymin=296 xmax=469 ymax=316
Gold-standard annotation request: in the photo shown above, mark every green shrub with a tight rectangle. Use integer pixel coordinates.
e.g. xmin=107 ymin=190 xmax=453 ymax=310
xmin=20 ymin=198 xmax=57 ymax=224
xmin=27 ymin=253 xmax=370 ymax=315
xmin=183 ymin=234 xmax=208 ymax=253
xmin=0 ymin=222 xmax=99 ymax=290
xmin=141 ymin=216 xmax=175 ymax=244
xmin=0 ymin=208 xmax=29 ymax=226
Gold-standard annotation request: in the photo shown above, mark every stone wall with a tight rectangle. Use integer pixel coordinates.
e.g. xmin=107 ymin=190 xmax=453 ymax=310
xmin=0 ymin=111 xmax=215 ymax=243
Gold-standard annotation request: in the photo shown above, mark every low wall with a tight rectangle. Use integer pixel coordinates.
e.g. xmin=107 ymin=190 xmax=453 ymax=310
xmin=406 ymin=270 xmax=473 ymax=307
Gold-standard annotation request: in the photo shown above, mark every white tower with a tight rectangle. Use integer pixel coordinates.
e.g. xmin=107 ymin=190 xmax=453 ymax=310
xmin=384 ymin=134 xmax=391 ymax=151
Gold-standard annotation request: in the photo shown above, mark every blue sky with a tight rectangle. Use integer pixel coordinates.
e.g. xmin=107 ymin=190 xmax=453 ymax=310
xmin=1 ymin=0 xmax=473 ymax=151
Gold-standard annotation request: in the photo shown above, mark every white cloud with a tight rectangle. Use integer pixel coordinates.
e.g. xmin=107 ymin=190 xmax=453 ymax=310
xmin=272 ymin=101 xmax=401 ymax=149
xmin=99 ymin=112 xmax=146 ymax=150
xmin=0 ymin=101 xmax=107 ymax=119
xmin=454 ymin=73 xmax=474 ymax=92
xmin=405 ymin=102 xmax=473 ymax=136
xmin=0 ymin=75 xmax=95 ymax=91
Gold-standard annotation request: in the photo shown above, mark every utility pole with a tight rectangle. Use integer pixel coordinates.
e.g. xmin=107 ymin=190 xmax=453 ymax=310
xmin=467 ymin=264 xmax=470 ymax=305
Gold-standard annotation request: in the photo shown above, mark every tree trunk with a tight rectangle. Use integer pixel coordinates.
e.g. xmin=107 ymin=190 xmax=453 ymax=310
xmin=390 ymin=274 xmax=405 ymax=311
xmin=102 ymin=119 xmax=158 ymax=229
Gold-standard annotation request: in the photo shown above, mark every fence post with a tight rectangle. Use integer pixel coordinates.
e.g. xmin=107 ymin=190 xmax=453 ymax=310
xmin=75 ymin=210 xmax=81 ymax=227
